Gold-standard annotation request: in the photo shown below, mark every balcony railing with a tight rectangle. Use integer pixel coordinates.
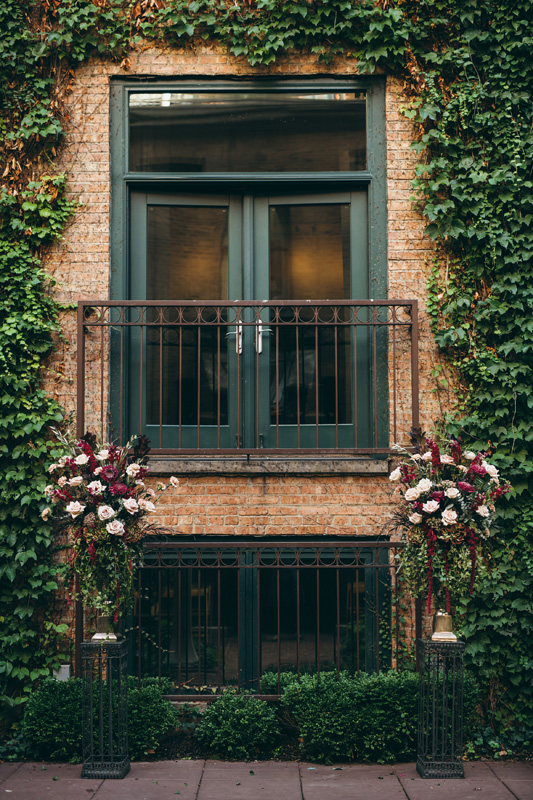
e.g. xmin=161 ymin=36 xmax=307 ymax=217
xmin=77 ymin=300 xmax=419 ymax=455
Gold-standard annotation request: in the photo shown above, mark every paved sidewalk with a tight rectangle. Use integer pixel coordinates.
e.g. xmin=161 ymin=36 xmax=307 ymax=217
xmin=1 ymin=760 xmax=532 ymax=800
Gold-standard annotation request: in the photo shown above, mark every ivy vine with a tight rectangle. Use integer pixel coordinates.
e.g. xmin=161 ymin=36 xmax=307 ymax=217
xmin=1 ymin=0 xmax=532 ymax=738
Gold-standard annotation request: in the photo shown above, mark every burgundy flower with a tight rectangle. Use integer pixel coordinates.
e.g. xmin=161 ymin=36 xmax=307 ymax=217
xmin=458 ymin=481 xmax=476 ymax=493
xmin=110 ymin=482 xmax=128 ymax=496
xmin=450 ymin=439 xmax=462 ymax=463
xmin=101 ymin=465 xmax=118 ymax=482
xmin=78 ymin=440 xmax=98 ymax=473
xmin=430 ymin=490 xmax=445 ymax=501
xmin=468 ymin=463 xmax=487 ymax=477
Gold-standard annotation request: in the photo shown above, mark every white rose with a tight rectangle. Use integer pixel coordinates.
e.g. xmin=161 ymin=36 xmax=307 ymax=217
xmin=87 ymin=480 xmax=105 ymax=494
xmin=411 ymin=454 xmax=421 ymax=461
xmin=126 ymin=463 xmax=141 ymax=477
xmin=417 ymin=478 xmax=432 ymax=493
xmin=66 ymin=501 xmax=85 ymax=518
xmin=442 ymin=508 xmax=458 ymax=526
xmin=123 ymin=498 xmax=139 ymax=515
xmin=389 ymin=468 xmax=402 ymax=482
xmin=58 ymin=476 xmax=67 ymax=487
xmin=404 ymin=487 xmax=421 ymax=501
xmin=41 ymin=507 xmax=52 ymax=521
xmin=422 ymin=500 xmax=440 ymax=514
xmin=476 ymin=505 xmax=490 ymax=518
xmin=421 ymin=452 xmax=432 ymax=461
xmin=482 ymin=461 xmax=499 ymax=479
xmin=457 ymin=465 xmax=468 ymax=472
xmin=97 ymin=505 xmax=115 ymax=520
xmin=74 ymin=454 xmax=89 ymax=465
xmin=445 ymin=487 xmax=460 ymax=499
xmin=96 ymin=449 xmax=110 ymax=461
xmin=146 ymin=488 xmax=156 ymax=498
xmin=465 ymin=451 xmax=476 ymax=460
xmin=138 ymin=498 xmax=156 ymax=512
xmin=106 ymin=520 xmax=125 ymax=536
xmin=48 ymin=463 xmax=58 ymax=473
xmin=440 ymin=454 xmax=455 ymax=465
xmin=409 ymin=513 xmax=423 ymax=525
xmin=69 ymin=476 xmax=83 ymax=487
xmin=93 ymin=466 xmax=102 ymax=475
xmin=44 ymin=485 xmax=54 ymax=497
xmin=170 ymin=476 xmax=179 ymax=487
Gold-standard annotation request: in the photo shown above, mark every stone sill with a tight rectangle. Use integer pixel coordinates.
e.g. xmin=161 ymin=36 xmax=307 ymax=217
xmin=149 ymin=457 xmax=389 ymax=477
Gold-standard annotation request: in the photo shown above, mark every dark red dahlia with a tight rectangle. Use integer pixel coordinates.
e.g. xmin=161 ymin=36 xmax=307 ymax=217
xmin=110 ymin=482 xmax=128 ymax=496
xmin=468 ymin=463 xmax=487 ymax=477
xmin=458 ymin=481 xmax=475 ymax=493
xmin=101 ymin=465 xmax=119 ymax=482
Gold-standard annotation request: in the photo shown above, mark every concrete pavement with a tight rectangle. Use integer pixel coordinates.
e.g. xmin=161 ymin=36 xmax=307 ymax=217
xmin=1 ymin=760 xmax=532 ymax=800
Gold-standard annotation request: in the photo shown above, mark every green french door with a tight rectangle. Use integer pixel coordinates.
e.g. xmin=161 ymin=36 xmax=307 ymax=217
xmin=128 ymin=190 xmax=371 ymax=450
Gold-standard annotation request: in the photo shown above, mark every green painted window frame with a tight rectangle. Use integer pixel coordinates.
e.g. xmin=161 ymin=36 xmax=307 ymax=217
xmin=109 ymin=77 xmax=388 ymax=452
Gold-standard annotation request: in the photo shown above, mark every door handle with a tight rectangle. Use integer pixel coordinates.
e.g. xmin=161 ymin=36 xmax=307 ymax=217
xmin=255 ymin=323 xmax=272 ymax=354
xmin=226 ymin=323 xmax=243 ymax=355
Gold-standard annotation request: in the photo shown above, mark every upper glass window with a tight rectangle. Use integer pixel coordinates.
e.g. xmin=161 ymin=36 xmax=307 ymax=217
xmin=128 ymin=91 xmax=366 ymax=173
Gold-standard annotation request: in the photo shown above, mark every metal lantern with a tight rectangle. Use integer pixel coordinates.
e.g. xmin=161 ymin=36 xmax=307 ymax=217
xmin=417 ymin=639 xmax=465 ymax=778
xmin=81 ymin=640 xmax=129 ymax=779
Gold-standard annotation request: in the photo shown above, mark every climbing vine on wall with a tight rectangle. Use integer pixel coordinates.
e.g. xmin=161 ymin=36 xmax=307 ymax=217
xmin=1 ymin=0 xmax=532 ymax=734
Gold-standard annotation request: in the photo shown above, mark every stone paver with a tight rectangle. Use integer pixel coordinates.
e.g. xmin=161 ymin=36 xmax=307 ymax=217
xmin=300 ymin=763 xmax=405 ymax=800
xmin=487 ymin=761 xmax=533 ymax=800
xmin=197 ymin=761 xmax=301 ymax=800
xmin=93 ymin=760 xmax=204 ymax=800
xmin=0 ymin=760 xmax=531 ymax=800
xmin=0 ymin=763 xmax=22 ymax=782
xmin=397 ymin=761 xmax=521 ymax=800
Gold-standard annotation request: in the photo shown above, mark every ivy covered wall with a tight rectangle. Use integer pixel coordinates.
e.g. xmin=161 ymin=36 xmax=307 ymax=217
xmin=1 ymin=0 xmax=532 ymax=737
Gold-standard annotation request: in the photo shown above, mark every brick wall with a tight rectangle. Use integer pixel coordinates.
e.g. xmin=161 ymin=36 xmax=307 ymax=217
xmin=45 ymin=44 xmax=445 ymax=542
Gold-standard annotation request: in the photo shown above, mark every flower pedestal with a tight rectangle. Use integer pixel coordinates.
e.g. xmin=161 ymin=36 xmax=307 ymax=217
xmin=416 ymin=639 xmax=465 ymax=779
xmin=81 ymin=639 xmax=129 ymax=779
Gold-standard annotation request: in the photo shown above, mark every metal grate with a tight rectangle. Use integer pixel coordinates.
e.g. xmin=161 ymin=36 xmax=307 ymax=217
xmin=417 ymin=639 xmax=465 ymax=779
xmin=81 ymin=640 xmax=129 ymax=779
xmin=124 ymin=537 xmax=418 ymax=699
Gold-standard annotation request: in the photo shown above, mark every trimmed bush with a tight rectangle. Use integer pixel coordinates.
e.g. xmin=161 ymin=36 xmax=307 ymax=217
xmin=21 ymin=678 xmax=83 ymax=762
xmin=21 ymin=676 xmax=179 ymax=761
xmin=277 ymin=670 xmax=479 ymax=764
xmin=196 ymin=690 xmax=280 ymax=760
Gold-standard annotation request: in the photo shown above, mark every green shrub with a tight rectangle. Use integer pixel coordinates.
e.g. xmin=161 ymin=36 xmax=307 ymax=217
xmin=21 ymin=676 xmax=179 ymax=762
xmin=127 ymin=680 xmax=179 ymax=760
xmin=279 ymin=671 xmax=418 ymax=763
xmin=278 ymin=669 xmax=479 ymax=764
xmin=21 ymin=678 xmax=83 ymax=761
xmin=196 ymin=690 xmax=280 ymax=760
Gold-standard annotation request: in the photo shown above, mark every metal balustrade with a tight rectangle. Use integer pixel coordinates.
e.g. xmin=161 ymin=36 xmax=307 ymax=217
xmin=77 ymin=300 xmax=419 ymax=455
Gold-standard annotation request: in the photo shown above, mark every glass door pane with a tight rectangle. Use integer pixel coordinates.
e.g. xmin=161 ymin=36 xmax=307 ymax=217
xmin=253 ymin=193 xmax=371 ymax=449
xmin=128 ymin=193 xmax=241 ymax=449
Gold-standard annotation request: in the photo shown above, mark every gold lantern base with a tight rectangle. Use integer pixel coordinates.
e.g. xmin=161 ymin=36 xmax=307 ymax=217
xmin=431 ymin=611 xmax=457 ymax=642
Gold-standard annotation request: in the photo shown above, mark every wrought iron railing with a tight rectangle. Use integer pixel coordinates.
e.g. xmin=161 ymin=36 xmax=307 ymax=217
xmin=116 ymin=538 xmax=418 ymax=699
xmin=77 ymin=300 xmax=419 ymax=455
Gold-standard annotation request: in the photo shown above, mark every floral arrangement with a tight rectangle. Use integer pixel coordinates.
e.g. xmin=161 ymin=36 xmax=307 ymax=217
xmin=41 ymin=431 xmax=177 ymax=622
xmin=390 ymin=430 xmax=511 ymax=614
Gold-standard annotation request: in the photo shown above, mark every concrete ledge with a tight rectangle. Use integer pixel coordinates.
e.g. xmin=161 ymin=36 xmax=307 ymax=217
xmin=150 ymin=457 xmax=390 ymax=476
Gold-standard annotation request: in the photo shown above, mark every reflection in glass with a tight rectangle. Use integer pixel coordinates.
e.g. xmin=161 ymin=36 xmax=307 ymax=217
xmin=269 ymin=205 xmax=352 ymax=426
xmin=145 ymin=205 xmax=228 ymax=427
xmin=129 ymin=92 xmax=366 ymax=172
